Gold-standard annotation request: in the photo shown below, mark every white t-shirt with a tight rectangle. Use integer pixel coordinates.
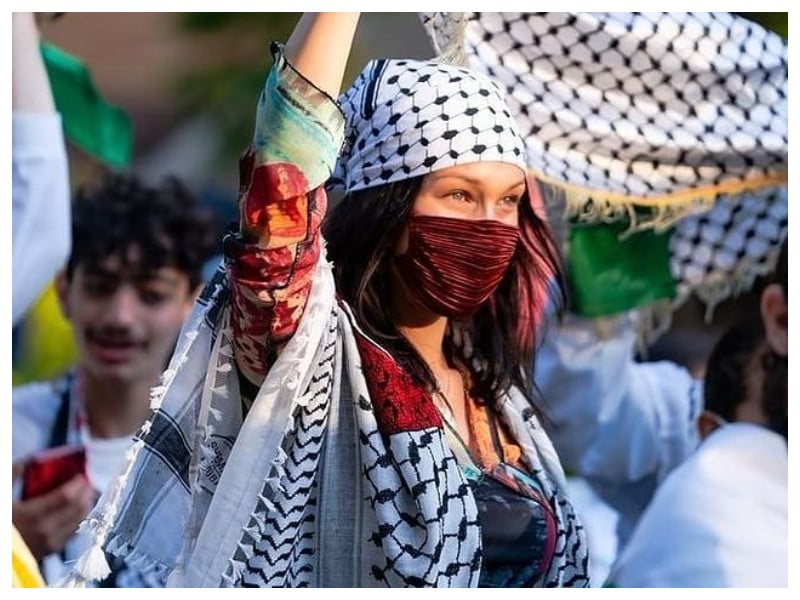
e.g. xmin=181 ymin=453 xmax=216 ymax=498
xmin=83 ymin=427 xmax=133 ymax=493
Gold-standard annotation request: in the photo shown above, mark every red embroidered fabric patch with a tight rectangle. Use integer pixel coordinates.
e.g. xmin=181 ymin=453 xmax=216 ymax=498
xmin=353 ymin=333 xmax=442 ymax=435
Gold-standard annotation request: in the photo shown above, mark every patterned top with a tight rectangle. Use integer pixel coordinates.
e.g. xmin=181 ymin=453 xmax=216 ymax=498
xmin=438 ymin=406 xmax=559 ymax=587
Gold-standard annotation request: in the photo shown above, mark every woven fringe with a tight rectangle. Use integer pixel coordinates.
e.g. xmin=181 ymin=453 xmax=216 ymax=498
xmin=585 ymin=304 xmax=674 ymax=358
xmin=534 ymin=169 xmax=787 ymax=236
xmin=633 ymin=300 xmax=675 ymax=357
xmin=689 ymin=242 xmax=785 ymax=324
xmin=66 ymin=439 xmax=146 ymax=585
xmin=74 ymin=543 xmax=111 ymax=581
xmin=172 ymin=309 xmax=234 ymax=583
xmin=104 ymin=535 xmax=171 ymax=582
xmin=592 ymin=235 xmax=784 ymax=355
xmin=564 ymin=189 xmax=714 ymax=237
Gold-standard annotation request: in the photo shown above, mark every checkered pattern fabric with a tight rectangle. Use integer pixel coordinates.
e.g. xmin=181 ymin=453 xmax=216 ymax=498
xmin=329 ymin=58 xmax=527 ymax=193
xmin=671 ymin=185 xmax=787 ymax=313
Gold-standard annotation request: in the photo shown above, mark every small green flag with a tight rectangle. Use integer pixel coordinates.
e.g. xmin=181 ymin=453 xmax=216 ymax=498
xmin=567 ymin=222 xmax=676 ymax=317
xmin=41 ymin=42 xmax=133 ymax=168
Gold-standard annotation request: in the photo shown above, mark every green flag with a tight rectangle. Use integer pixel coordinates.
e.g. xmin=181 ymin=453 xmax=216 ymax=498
xmin=567 ymin=222 xmax=676 ymax=317
xmin=41 ymin=42 xmax=133 ymax=168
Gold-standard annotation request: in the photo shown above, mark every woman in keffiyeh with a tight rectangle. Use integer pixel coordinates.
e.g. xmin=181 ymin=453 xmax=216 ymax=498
xmin=66 ymin=13 xmax=588 ymax=588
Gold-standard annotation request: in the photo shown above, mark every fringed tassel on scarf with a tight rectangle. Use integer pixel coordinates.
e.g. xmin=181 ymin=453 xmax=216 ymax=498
xmin=74 ymin=541 xmax=111 ymax=581
xmin=633 ymin=301 xmax=675 ymax=358
xmin=170 ymin=309 xmax=236 ymax=584
xmin=62 ymin=438 xmax=146 ymax=586
xmin=689 ymin=241 xmax=784 ymax=323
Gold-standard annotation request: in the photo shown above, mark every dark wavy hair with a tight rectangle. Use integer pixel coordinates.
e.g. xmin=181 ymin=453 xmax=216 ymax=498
xmin=323 ymin=175 xmax=566 ymax=410
xmin=67 ymin=172 xmax=219 ymax=290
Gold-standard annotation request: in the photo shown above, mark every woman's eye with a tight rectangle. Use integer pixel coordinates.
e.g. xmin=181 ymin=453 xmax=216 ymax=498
xmin=500 ymin=195 xmax=521 ymax=206
xmin=448 ymin=190 xmax=468 ymax=202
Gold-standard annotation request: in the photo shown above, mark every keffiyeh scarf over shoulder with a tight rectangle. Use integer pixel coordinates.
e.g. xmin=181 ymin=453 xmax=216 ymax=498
xmin=66 ymin=259 xmax=587 ymax=587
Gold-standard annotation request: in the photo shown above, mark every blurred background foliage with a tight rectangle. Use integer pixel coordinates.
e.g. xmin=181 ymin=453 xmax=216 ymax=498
xmin=737 ymin=12 xmax=787 ymax=38
xmin=175 ymin=13 xmax=301 ymax=164
xmin=173 ymin=13 xmax=433 ymax=168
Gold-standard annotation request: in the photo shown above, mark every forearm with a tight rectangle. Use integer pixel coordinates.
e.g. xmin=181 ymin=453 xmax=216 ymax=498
xmin=285 ymin=12 xmax=360 ymax=99
xmin=227 ymin=187 xmax=325 ymax=388
xmin=12 ymin=13 xmax=70 ymax=324
xmin=12 ymin=114 xmax=70 ymax=325
xmin=13 ymin=13 xmax=56 ymax=113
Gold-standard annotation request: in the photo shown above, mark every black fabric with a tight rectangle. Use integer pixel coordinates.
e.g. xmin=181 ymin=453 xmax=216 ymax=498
xmin=47 ymin=375 xmax=72 ymax=449
xmin=471 ymin=463 xmax=557 ymax=588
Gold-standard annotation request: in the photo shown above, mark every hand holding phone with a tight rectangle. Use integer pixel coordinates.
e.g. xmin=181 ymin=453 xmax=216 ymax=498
xmin=21 ymin=444 xmax=87 ymax=500
xmin=12 ymin=450 xmax=94 ymax=559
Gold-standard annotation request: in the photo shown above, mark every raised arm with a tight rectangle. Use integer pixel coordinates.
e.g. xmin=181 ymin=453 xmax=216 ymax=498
xmin=285 ymin=13 xmax=360 ymax=99
xmin=13 ymin=13 xmax=56 ymax=112
xmin=227 ymin=13 xmax=359 ymax=397
xmin=12 ymin=13 xmax=71 ymax=325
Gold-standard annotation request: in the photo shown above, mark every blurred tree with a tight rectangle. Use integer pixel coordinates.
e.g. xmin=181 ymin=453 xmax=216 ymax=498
xmin=175 ymin=13 xmax=300 ymax=166
xmin=173 ymin=13 xmax=433 ymax=167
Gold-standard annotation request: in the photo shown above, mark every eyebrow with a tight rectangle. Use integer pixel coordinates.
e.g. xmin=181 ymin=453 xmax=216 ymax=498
xmin=430 ymin=174 xmax=526 ymax=190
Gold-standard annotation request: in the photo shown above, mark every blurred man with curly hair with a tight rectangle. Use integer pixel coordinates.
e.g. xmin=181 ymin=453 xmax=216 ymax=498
xmin=12 ymin=173 xmax=218 ymax=586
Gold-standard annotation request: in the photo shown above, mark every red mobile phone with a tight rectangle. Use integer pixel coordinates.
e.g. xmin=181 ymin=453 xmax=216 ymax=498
xmin=21 ymin=444 xmax=87 ymax=500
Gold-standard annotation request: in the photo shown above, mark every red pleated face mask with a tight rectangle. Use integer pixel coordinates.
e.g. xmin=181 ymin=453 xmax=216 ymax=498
xmin=395 ymin=214 xmax=519 ymax=319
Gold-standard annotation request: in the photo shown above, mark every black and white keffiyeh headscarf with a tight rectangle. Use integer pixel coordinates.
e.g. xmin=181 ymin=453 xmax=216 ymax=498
xmin=329 ymin=57 xmax=527 ymax=192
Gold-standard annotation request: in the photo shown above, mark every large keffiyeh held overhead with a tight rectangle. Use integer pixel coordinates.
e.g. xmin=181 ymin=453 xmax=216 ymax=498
xmin=422 ymin=12 xmax=787 ymax=320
